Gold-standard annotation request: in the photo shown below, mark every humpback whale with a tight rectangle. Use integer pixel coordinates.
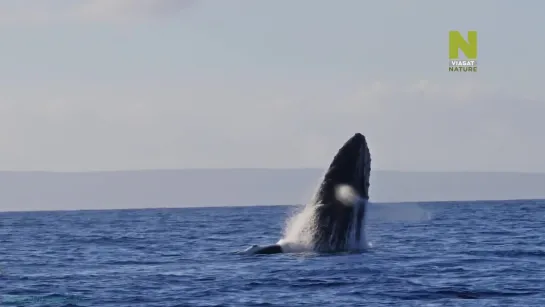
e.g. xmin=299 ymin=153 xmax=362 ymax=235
xmin=245 ymin=133 xmax=371 ymax=254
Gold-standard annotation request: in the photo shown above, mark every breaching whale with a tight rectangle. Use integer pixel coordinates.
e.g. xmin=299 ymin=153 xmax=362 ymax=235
xmin=245 ymin=133 xmax=371 ymax=254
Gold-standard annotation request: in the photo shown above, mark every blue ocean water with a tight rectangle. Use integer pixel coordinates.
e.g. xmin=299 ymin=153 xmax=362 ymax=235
xmin=1 ymin=200 xmax=545 ymax=307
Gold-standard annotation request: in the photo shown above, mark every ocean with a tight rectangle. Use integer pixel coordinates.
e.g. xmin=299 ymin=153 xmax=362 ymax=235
xmin=1 ymin=200 xmax=544 ymax=306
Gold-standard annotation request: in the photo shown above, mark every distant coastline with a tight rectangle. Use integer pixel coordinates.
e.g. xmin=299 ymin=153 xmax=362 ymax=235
xmin=1 ymin=169 xmax=545 ymax=212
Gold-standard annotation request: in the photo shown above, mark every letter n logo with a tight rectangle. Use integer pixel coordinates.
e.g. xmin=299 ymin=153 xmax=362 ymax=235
xmin=449 ymin=30 xmax=477 ymax=59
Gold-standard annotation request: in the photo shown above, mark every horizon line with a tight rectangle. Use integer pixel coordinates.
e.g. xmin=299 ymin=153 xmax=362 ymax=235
xmin=1 ymin=198 xmax=544 ymax=214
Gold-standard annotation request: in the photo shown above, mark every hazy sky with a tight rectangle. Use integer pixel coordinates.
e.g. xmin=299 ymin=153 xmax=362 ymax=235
xmin=1 ymin=0 xmax=544 ymax=172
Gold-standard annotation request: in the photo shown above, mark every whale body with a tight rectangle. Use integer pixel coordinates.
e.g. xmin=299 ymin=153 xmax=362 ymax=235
xmin=247 ymin=133 xmax=371 ymax=254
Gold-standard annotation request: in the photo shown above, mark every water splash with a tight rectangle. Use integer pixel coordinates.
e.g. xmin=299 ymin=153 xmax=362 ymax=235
xmin=277 ymin=184 xmax=370 ymax=253
xmin=335 ymin=184 xmax=360 ymax=206
xmin=276 ymin=203 xmax=316 ymax=253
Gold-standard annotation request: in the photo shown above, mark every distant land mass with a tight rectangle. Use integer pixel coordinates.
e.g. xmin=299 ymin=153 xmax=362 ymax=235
xmin=1 ymin=169 xmax=545 ymax=212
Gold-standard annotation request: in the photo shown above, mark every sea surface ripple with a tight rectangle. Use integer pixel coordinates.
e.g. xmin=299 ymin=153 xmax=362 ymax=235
xmin=1 ymin=200 xmax=545 ymax=306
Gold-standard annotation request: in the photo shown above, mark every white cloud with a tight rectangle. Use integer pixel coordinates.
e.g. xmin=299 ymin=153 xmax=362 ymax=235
xmin=0 ymin=0 xmax=194 ymax=25
xmin=1 ymin=80 xmax=544 ymax=172
xmin=78 ymin=0 xmax=194 ymax=21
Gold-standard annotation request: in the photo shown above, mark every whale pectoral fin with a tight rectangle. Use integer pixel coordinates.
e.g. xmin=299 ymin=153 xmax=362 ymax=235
xmin=244 ymin=244 xmax=283 ymax=255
